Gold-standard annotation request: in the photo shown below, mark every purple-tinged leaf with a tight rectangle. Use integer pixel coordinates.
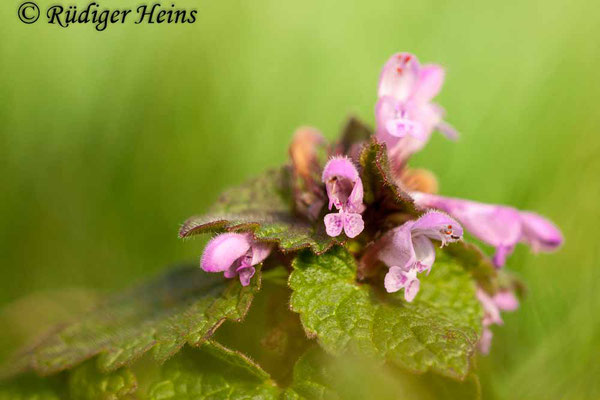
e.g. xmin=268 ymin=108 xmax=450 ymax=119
xmin=180 ymin=168 xmax=342 ymax=255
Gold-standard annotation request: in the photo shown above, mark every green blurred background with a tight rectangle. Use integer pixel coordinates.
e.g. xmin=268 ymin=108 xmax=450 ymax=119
xmin=1 ymin=0 xmax=599 ymax=398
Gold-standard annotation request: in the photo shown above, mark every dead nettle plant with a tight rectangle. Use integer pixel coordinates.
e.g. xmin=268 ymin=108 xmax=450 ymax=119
xmin=0 ymin=53 xmax=563 ymax=400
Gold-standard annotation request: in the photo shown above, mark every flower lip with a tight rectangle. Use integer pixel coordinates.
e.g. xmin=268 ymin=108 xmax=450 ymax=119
xmin=384 ymin=266 xmax=420 ymax=302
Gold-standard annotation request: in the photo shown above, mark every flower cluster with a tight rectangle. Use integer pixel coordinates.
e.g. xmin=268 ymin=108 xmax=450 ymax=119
xmin=197 ymin=52 xmax=563 ymax=353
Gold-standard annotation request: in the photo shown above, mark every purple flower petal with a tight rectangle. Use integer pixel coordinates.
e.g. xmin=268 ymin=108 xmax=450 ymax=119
xmin=384 ymin=266 xmax=420 ymax=302
xmin=236 ymin=266 xmax=256 ymax=287
xmin=435 ymin=120 xmax=460 ymax=141
xmin=377 ymin=212 xmax=462 ymax=301
xmin=412 ymin=235 xmax=436 ymax=275
xmin=493 ymin=290 xmax=519 ymax=312
xmin=200 ymin=232 xmax=271 ymax=285
xmin=201 ymin=233 xmax=251 ymax=273
xmin=375 ymin=98 xmax=436 ymax=155
xmin=375 ymin=53 xmax=458 ymax=164
xmin=224 ymin=262 xmax=238 ymax=279
xmin=492 ymin=245 xmax=514 ymax=268
xmin=479 ymin=327 xmax=493 ymax=355
xmin=412 ymin=64 xmax=445 ymax=103
xmin=322 ymin=156 xmax=362 ymax=211
xmin=378 ymin=53 xmax=420 ymax=101
xmin=411 ymin=211 xmax=463 ymax=246
xmin=411 ymin=191 xmax=563 ymax=267
xmin=343 ymin=212 xmax=364 ymax=239
xmin=476 ymin=287 xmax=519 ymax=353
xmin=379 ymin=211 xmax=462 ymax=277
xmin=324 ymin=212 xmax=344 ymax=237
xmin=375 ymin=96 xmax=402 ymax=149
xmin=378 ymin=222 xmax=415 ymax=271
xmin=250 ymin=241 xmax=273 ymax=265
xmin=385 ymin=116 xmax=425 ymax=140
xmin=322 ymin=156 xmax=359 ymax=182
xmin=411 ymin=192 xmax=521 ymax=266
xmin=462 ymin=205 xmax=522 ymax=255
xmin=347 ymin=179 xmax=365 ymax=214
xmin=384 ymin=266 xmax=407 ymax=293
xmin=477 ymin=288 xmax=503 ymax=326
xmin=403 ymin=272 xmax=421 ymax=302
xmin=322 ymin=157 xmax=365 ymax=238
xmin=519 ymin=211 xmax=563 ymax=252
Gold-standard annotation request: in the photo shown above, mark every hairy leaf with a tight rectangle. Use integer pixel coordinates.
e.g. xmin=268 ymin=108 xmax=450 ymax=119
xmin=2 ymin=265 xmax=262 ymax=377
xmin=289 ymin=127 xmax=329 ymax=222
xmin=68 ymin=361 xmax=137 ymax=400
xmin=1 ymin=341 xmax=280 ymax=400
xmin=289 ymin=247 xmax=482 ymax=380
xmin=359 ymin=139 xmax=418 ymax=214
xmin=444 ymin=241 xmax=498 ymax=293
xmin=179 ymin=168 xmax=341 ymax=255
xmin=143 ymin=346 xmax=279 ymax=400
xmin=200 ymin=341 xmax=271 ymax=382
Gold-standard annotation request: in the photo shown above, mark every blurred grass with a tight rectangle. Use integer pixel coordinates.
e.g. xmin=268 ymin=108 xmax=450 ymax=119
xmin=1 ymin=0 xmax=599 ymax=398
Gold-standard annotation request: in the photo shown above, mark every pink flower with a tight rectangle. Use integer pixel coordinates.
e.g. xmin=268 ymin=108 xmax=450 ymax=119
xmin=411 ymin=192 xmax=564 ymax=268
xmin=378 ymin=211 xmax=463 ymax=301
xmin=375 ymin=53 xmax=458 ymax=163
xmin=385 ymin=267 xmax=420 ymax=302
xmin=200 ymin=232 xmax=272 ymax=286
xmin=476 ymin=288 xmax=519 ymax=354
xmin=322 ymin=157 xmax=365 ymax=238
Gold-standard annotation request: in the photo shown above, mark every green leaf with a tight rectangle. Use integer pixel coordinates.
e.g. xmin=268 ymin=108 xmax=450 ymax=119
xmin=289 ymin=247 xmax=482 ymax=380
xmin=283 ymin=348 xmax=339 ymax=400
xmin=143 ymin=346 xmax=279 ymax=400
xmin=214 ymin=269 xmax=312 ymax=385
xmin=444 ymin=241 xmax=498 ymax=293
xmin=201 ymin=341 xmax=271 ymax=382
xmin=179 ymin=168 xmax=341 ymax=255
xmin=285 ymin=347 xmax=480 ymax=400
xmin=359 ymin=139 xmax=418 ymax=214
xmin=2 ymin=265 xmax=262 ymax=377
xmin=68 ymin=361 xmax=137 ymax=400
